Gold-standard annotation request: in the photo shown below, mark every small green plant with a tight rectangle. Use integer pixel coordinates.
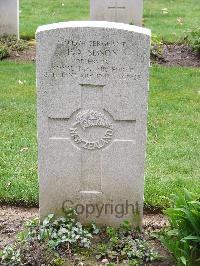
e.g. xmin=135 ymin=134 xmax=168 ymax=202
xmin=0 ymin=245 xmax=21 ymax=265
xmin=0 ymin=34 xmax=28 ymax=60
xmin=185 ymin=28 xmax=200 ymax=53
xmin=95 ymin=221 xmax=158 ymax=264
xmin=0 ymin=209 xmax=92 ymax=265
xmin=157 ymin=189 xmax=200 ymax=266
xmin=86 ymin=221 xmax=100 ymax=235
xmin=0 ymin=45 xmax=9 ymax=60
xmin=0 ymin=212 xmax=159 ymax=265
xmin=0 ymin=35 xmax=29 ymax=51
xmin=150 ymin=34 xmax=164 ymax=61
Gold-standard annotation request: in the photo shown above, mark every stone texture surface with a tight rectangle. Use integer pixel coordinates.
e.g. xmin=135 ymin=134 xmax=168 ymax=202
xmin=0 ymin=0 xmax=19 ymax=38
xmin=90 ymin=0 xmax=143 ymax=26
xmin=36 ymin=21 xmax=151 ymax=227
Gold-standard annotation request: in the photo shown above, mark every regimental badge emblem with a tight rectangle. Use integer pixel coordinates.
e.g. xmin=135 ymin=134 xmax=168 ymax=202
xmin=70 ymin=110 xmax=113 ymax=150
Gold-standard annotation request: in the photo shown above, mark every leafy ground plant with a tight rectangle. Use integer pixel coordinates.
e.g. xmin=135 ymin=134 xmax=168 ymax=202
xmin=157 ymin=190 xmax=200 ymax=266
xmin=0 ymin=210 xmax=159 ymax=265
xmin=0 ymin=209 xmax=92 ymax=265
xmin=150 ymin=34 xmax=164 ymax=62
xmin=185 ymin=27 xmax=200 ymax=53
xmin=0 ymin=45 xmax=9 ymax=60
xmin=0 ymin=35 xmax=28 ymax=60
xmin=94 ymin=221 xmax=158 ymax=264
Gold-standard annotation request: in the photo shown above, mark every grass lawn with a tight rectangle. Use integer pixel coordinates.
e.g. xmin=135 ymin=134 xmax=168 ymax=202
xmin=19 ymin=0 xmax=200 ymax=41
xmin=146 ymin=66 xmax=200 ymax=208
xmin=0 ymin=63 xmax=37 ymax=205
xmin=20 ymin=0 xmax=89 ymax=39
xmin=0 ymin=62 xmax=199 ymax=208
xmin=144 ymin=0 xmax=200 ymax=42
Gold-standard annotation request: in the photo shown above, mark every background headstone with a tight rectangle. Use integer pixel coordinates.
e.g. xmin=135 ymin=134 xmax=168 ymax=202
xmin=0 ymin=0 xmax=19 ymax=38
xmin=36 ymin=21 xmax=150 ymax=227
xmin=90 ymin=0 xmax=143 ymax=26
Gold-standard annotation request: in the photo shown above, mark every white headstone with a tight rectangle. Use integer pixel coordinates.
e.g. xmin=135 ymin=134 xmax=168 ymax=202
xmin=0 ymin=0 xmax=19 ymax=38
xmin=36 ymin=21 xmax=150 ymax=227
xmin=90 ymin=0 xmax=143 ymax=26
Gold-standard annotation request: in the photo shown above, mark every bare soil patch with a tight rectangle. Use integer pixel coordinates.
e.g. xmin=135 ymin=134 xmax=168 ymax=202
xmin=7 ymin=44 xmax=36 ymax=63
xmin=0 ymin=205 xmax=38 ymax=249
xmin=156 ymin=44 xmax=200 ymax=67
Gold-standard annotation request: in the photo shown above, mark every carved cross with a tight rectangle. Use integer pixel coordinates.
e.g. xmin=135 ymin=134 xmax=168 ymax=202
xmin=49 ymin=83 xmax=135 ymax=196
xmin=107 ymin=0 xmax=126 ymax=21
xmin=108 ymin=3 xmax=126 ymax=10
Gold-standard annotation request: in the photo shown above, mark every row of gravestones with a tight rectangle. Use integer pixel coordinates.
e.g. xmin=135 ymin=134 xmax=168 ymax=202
xmin=0 ymin=0 xmax=143 ymax=38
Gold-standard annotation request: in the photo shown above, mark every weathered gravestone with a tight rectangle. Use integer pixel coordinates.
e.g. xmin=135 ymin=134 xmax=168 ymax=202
xmin=36 ymin=21 xmax=150 ymax=227
xmin=90 ymin=0 xmax=143 ymax=26
xmin=0 ymin=0 xmax=19 ymax=38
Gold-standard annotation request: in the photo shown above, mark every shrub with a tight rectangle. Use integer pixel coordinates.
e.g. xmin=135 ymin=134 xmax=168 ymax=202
xmin=0 ymin=45 xmax=9 ymax=60
xmin=158 ymin=189 xmax=200 ymax=266
xmin=0 ymin=35 xmax=28 ymax=51
xmin=150 ymin=34 xmax=164 ymax=62
xmin=185 ymin=28 xmax=200 ymax=53
xmin=0 ymin=35 xmax=28 ymax=60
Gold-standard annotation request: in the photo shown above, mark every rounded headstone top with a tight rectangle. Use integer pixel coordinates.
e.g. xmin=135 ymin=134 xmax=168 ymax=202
xmin=36 ymin=21 xmax=151 ymax=36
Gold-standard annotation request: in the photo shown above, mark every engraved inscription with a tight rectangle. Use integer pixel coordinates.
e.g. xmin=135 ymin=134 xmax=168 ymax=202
xmin=44 ymin=39 xmax=142 ymax=81
xmin=70 ymin=110 xmax=113 ymax=150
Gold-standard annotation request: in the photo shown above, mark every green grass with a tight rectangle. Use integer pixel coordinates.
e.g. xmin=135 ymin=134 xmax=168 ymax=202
xmin=19 ymin=0 xmax=200 ymax=42
xmin=145 ymin=66 xmax=200 ymax=208
xmin=0 ymin=62 xmax=37 ymax=205
xmin=144 ymin=0 xmax=200 ymax=42
xmin=0 ymin=62 xmax=200 ymax=208
xmin=20 ymin=0 xmax=89 ymax=39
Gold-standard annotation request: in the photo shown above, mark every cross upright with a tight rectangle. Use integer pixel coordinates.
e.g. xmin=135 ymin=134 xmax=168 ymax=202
xmin=107 ymin=0 xmax=126 ymax=21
